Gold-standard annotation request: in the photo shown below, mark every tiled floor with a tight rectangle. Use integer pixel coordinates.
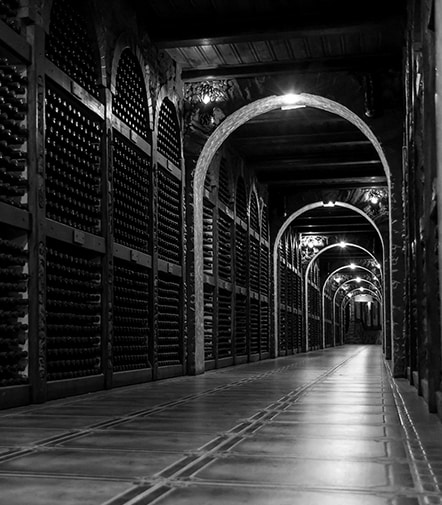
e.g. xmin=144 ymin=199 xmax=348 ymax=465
xmin=1 ymin=345 xmax=442 ymax=504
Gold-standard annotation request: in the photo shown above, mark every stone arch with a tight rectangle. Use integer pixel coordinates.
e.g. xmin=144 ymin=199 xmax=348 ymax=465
xmin=193 ymin=94 xmax=392 ymax=372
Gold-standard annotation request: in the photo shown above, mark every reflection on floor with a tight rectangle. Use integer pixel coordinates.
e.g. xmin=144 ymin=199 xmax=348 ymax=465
xmin=1 ymin=345 xmax=442 ymax=505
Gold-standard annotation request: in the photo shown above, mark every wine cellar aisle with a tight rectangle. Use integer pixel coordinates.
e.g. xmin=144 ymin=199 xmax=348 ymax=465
xmin=0 ymin=0 xmax=274 ymax=409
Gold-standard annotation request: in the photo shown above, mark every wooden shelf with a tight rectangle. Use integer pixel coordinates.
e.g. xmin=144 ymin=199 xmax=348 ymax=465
xmin=0 ymin=20 xmax=31 ymax=62
xmin=112 ymin=116 xmax=152 ymax=154
xmin=113 ymin=242 xmax=152 ymax=268
xmin=158 ymin=258 xmax=182 ymax=277
xmin=46 ymin=219 xmax=106 ymax=253
xmin=45 ymin=59 xmax=105 ymax=119
xmin=157 ymin=153 xmax=181 ymax=180
xmin=0 ymin=203 xmax=31 ymax=230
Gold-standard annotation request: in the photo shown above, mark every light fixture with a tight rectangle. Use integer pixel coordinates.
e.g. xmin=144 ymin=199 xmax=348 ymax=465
xmin=349 ymin=263 xmax=357 ymax=270
xmin=356 ymin=276 xmax=362 ymax=283
xmin=338 ymin=241 xmax=347 ymax=248
xmin=323 ymin=201 xmax=335 ymax=207
xmin=281 ymin=93 xmax=303 ymax=110
xmin=359 ymin=287 xmax=364 ymax=292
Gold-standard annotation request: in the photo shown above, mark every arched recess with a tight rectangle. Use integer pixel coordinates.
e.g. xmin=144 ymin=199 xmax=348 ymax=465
xmin=193 ymin=93 xmax=392 ymax=373
xmin=44 ymin=0 xmax=105 ymax=98
xmin=273 ymin=201 xmax=386 ymax=355
xmin=304 ymin=242 xmax=381 ymax=350
xmin=322 ymin=265 xmax=383 ymax=347
xmin=111 ymin=34 xmax=153 ymax=133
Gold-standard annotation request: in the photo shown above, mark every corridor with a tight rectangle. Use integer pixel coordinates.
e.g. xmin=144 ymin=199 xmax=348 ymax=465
xmin=0 ymin=345 xmax=441 ymax=505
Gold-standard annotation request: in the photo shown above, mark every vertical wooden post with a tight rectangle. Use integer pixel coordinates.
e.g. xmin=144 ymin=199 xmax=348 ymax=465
xmin=26 ymin=24 xmax=47 ymax=403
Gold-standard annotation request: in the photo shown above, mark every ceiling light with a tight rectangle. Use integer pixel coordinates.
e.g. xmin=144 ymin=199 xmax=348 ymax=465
xmin=349 ymin=263 xmax=356 ymax=270
xmin=339 ymin=241 xmax=347 ymax=248
xmin=356 ymin=277 xmax=362 ymax=283
xmin=281 ymin=93 xmax=304 ymax=110
xmin=323 ymin=201 xmax=335 ymax=207
xmin=359 ymin=287 xmax=364 ymax=292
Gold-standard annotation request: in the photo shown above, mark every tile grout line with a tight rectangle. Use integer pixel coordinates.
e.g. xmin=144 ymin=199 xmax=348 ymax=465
xmin=101 ymin=347 xmax=369 ymax=505
xmin=384 ymin=361 xmax=442 ymax=504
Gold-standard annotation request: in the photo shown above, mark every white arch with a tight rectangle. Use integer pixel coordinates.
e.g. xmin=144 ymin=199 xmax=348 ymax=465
xmin=273 ymin=201 xmax=385 ymax=355
xmin=194 ymin=94 xmax=392 ymax=372
xmin=321 ymin=265 xmax=382 ymax=347
xmin=332 ymin=279 xmax=382 ymax=346
xmin=304 ymin=242 xmax=380 ymax=350
xmin=339 ymin=288 xmax=382 ymax=345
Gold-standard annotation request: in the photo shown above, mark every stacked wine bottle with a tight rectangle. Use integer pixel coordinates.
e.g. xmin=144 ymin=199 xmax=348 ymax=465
xmin=0 ymin=235 xmax=28 ymax=386
xmin=112 ymin=134 xmax=150 ymax=251
xmin=234 ymin=294 xmax=247 ymax=356
xmin=157 ymin=168 xmax=181 ymax=265
xmin=217 ymin=212 xmax=232 ymax=282
xmin=157 ymin=272 xmax=181 ymax=367
xmin=113 ymin=259 xmax=149 ymax=371
xmin=46 ymin=243 xmax=101 ymax=380
xmin=203 ymin=201 xmax=214 ymax=275
xmin=157 ymin=98 xmax=181 ymax=167
xmin=204 ymin=286 xmax=214 ymax=360
xmin=45 ymin=0 xmax=100 ymax=98
xmin=45 ymin=85 xmax=102 ymax=234
xmin=0 ymin=57 xmax=27 ymax=209
xmin=217 ymin=289 xmax=232 ymax=358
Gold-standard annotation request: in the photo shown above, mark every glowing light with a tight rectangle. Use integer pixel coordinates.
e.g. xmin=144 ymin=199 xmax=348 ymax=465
xmin=356 ymin=276 xmax=362 ymax=283
xmin=370 ymin=195 xmax=379 ymax=205
xmin=323 ymin=201 xmax=335 ymax=207
xmin=335 ymin=276 xmax=342 ymax=283
xmin=281 ymin=93 xmax=304 ymax=110
xmin=202 ymin=94 xmax=211 ymax=104
xmin=339 ymin=241 xmax=347 ymax=248
xmin=359 ymin=287 xmax=364 ymax=292
xmin=349 ymin=263 xmax=356 ymax=270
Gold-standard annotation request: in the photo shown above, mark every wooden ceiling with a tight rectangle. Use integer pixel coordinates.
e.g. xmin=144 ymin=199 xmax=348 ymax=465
xmin=134 ymin=0 xmax=406 ymax=249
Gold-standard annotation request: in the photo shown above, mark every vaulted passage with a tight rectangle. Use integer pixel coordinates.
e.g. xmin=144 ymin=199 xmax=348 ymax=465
xmin=1 ymin=0 xmax=442 ymax=503
xmin=1 ymin=346 xmax=441 ymax=504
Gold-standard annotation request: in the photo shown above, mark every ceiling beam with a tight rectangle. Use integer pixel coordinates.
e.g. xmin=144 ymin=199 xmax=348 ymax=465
xmin=151 ymin=15 xmax=400 ymax=48
xmin=182 ymin=53 xmax=401 ymax=81
xmin=253 ymin=159 xmax=382 ymax=171
xmin=265 ymin=176 xmax=388 ymax=188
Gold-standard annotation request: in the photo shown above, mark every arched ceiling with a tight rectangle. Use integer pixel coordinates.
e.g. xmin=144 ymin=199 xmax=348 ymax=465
xmin=132 ymin=0 xmax=405 ymax=250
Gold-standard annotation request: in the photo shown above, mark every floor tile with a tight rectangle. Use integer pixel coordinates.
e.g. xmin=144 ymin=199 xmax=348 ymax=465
xmin=0 ymin=447 xmax=182 ymax=479
xmin=0 ymin=476 xmax=132 ymax=505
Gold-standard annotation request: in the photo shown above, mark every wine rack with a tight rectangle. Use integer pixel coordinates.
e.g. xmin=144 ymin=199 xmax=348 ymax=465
xmin=217 ymin=210 xmax=232 ymax=282
xmin=217 ymin=288 xmax=232 ymax=358
xmin=113 ymin=49 xmax=149 ymax=140
xmin=250 ymin=237 xmax=260 ymax=293
xmin=279 ymin=310 xmax=287 ymax=354
xmin=218 ymin=158 xmax=231 ymax=208
xmin=261 ymin=205 xmax=269 ymax=243
xmin=204 ymin=286 xmax=214 ymax=360
xmin=236 ymin=177 xmax=247 ymax=222
xmin=250 ymin=298 xmax=259 ymax=355
xmin=157 ymin=98 xmax=181 ymax=167
xmin=113 ymin=259 xmax=150 ymax=372
xmin=158 ymin=167 xmax=181 ymax=265
xmin=45 ymin=0 xmax=100 ymax=98
xmin=260 ymin=300 xmax=270 ymax=353
xmin=235 ymin=225 xmax=247 ymax=288
xmin=157 ymin=272 xmax=181 ymax=367
xmin=249 ymin=194 xmax=259 ymax=234
xmin=234 ymin=294 xmax=247 ymax=356
xmin=112 ymin=133 xmax=150 ymax=251
xmin=0 ymin=229 xmax=28 ymax=387
xmin=0 ymin=56 xmax=27 ymax=210
xmin=45 ymin=84 xmax=102 ymax=233
xmin=260 ymin=245 xmax=269 ymax=298
xmin=203 ymin=200 xmax=214 ymax=275
xmin=0 ymin=0 xmax=19 ymax=31
xmin=46 ymin=241 xmax=101 ymax=381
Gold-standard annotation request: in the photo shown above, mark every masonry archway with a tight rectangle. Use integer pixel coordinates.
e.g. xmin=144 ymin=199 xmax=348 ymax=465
xmin=193 ymin=94 xmax=392 ymax=373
